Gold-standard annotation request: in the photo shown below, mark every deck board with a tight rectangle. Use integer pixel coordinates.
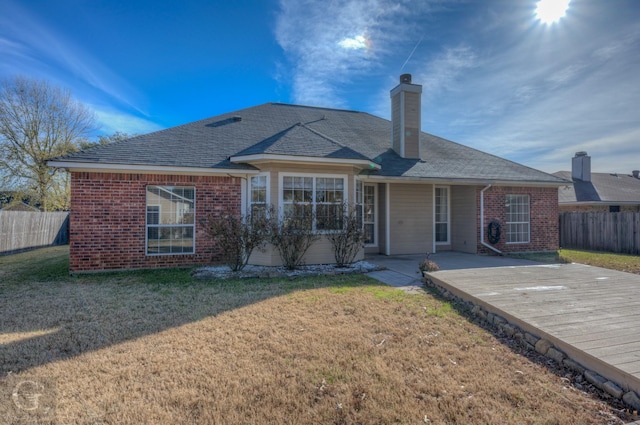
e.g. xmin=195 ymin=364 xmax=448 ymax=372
xmin=427 ymin=263 xmax=640 ymax=395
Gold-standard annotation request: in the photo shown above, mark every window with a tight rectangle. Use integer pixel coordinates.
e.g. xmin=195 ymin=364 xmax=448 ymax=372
xmin=146 ymin=186 xmax=195 ymax=254
xmin=505 ymin=194 xmax=530 ymax=243
xmin=250 ymin=175 xmax=268 ymax=218
xmin=435 ymin=187 xmax=449 ymax=244
xmin=356 ymin=180 xmax=377 ymax=245
xmin=281 ymin=175 xmax=345 ymax=231
xmin=609 ymin=205 xmax=620 ymax=213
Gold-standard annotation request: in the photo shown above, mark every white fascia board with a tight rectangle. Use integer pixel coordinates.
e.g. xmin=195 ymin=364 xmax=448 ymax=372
xmin=359 ymin=175 xmax=567 ymax=187
xmin=47 ymin=161 xmax=259 ymax=176
xmin=230 ymin=153 xmax=381 ymax=170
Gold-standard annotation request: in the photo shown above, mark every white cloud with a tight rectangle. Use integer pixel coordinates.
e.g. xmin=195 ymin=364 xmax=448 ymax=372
xmin=93 ymin=107 xmax=163 ymax=136
xmin=416 ymin=45 xmax=477 ymax=97
xmin=275 ymin=0 xmax=435 ymax=107
xmin=339 ymin=35 xmax=368 ymax=50
xmin=0 ymin=1 xmax=148 ymax=116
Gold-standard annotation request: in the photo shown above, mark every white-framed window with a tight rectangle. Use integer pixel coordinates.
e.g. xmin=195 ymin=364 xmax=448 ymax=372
xmin=280 ymin=173 xmax=347 ymax=231
xmin=356 ymin=180 xmax=377 ymax=246
xmin=506 ymin=194 xmax=530 ymax=244
xmin=249 ymin=174 xmax=269 ymax=219
xmin=146 ymin=186 xmax=195 ymax=255
xmin=435 ymin=186 xmax=450 ymax=244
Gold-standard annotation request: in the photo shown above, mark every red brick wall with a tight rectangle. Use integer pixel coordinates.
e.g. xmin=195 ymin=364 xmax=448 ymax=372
xmin=69 ymin=172 xmax=241 ymax=272
xmin=477 ymin=186 xmax=559 ymax=254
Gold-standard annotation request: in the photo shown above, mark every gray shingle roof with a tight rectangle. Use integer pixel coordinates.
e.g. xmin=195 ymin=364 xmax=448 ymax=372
xmin=554 ymin=171 xmax=640 ymax=203
xmin=53 ymin=102 xmax=566 ymax=184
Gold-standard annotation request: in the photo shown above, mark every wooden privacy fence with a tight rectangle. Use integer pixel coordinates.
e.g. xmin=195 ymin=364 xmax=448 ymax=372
xmin=0 ymin=211 xmax=69 ymax=255
xmin=559 ymin=212 xmax=640 ymax=254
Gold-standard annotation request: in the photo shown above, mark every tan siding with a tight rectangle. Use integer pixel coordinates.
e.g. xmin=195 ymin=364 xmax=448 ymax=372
xmin=451 ymin=185 xmax=478 ymax=253
xmin=378 ymin=184 xmax=387 ymax=254
xmin=403 ymin=91 xmax=420 ymax=158
xmin=391 ymin=95 xmax=401 ymax=155
xmin=389 ymin=183 xmax=432 ymax=254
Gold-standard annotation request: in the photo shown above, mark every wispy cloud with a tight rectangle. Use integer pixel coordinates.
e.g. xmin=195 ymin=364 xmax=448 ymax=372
xmin=275 ymin=0 xmax=437 ymax=107
xmin=416 ymin=45 xmax=477 ymax=97
xmin=0 ymin=1 xmax=151 ymax=119
xmin=92 ymin=107 xmax=164 ymax=136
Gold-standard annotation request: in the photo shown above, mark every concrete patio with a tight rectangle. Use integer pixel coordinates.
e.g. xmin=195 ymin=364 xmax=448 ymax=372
xmin=366 ymin=252 xmax=640 ymax=413
xmin=365 ymin=251 xmax=540 ymax=292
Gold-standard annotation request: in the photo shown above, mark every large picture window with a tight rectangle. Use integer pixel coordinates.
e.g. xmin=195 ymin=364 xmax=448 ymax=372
xmin=146 ymin=186 xmax=195 ymax=254
xmin=281 ymin=175 xmax=345 ymax=231
xmin=506 ymin=194 xmax=530 ymax=244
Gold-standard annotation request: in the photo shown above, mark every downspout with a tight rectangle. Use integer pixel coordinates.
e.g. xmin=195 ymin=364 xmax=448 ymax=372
xmin=480 ymin=184 xmax=502 ymax=255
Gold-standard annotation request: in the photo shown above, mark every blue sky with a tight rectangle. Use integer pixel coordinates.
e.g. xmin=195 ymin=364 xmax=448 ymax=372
xmin=1 ymin=0 xmax=638 ymax=173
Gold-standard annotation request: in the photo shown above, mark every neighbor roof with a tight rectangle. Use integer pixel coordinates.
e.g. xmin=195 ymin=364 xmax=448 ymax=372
xmin=554 ymin=171 xmax=640 ymax=204
xmin=51 ymin=103 xmax=566 ymax=185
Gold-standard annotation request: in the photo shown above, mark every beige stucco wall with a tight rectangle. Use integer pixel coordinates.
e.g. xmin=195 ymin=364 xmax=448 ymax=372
xmin=450 ymin=185 xmax=478 ymax=254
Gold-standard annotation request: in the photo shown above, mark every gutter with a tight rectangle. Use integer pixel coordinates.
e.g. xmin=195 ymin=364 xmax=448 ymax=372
xmin=359 ymin=175 xmax=567 ymax=188
xmin=480 ymin=184 xmax=502 ymax=255
xmin=46 ymin=161 xmax=259 ymax=176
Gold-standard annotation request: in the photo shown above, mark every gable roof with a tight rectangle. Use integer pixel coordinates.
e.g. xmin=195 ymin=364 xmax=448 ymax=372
xmin=0 ymin=201 xmax=40 ymax=212
xmin=50 ymin=103 xmax=566 ymax=185
xmin=554 ymin=171 xmax=640 ymax=204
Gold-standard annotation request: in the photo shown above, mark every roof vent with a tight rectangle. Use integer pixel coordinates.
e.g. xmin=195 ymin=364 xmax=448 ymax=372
xmin=633 ymin=170 xmax=640 ymax=179
xmin=400 ymin=73 xmax=412 ymax=84
xmin=232 ymin=115 xmax=242 ymax=122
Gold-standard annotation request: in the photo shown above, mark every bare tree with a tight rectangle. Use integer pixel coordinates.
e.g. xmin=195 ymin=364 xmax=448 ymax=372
xmin=0 ymin=76 xmax=95 ymax=210
xmin=78 ymin=131 xmax=133 ymax=151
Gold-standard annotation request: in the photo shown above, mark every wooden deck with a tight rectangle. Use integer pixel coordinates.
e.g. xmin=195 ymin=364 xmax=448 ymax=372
xmin=427 ymin=263 xmax=640 ymax=395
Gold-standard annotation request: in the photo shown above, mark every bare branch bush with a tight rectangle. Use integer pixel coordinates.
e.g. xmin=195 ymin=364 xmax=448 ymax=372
xmin=325 ymin=203 xmax=364 ymax=267
xmin=268 ymin=204 xmax=319 ymax=270
xmin=203 ymin=208 xmax=270 ymax=271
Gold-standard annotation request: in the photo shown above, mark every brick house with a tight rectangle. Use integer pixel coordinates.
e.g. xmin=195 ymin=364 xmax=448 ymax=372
xmin=554 ymin=152 xmax=640 ymax=213
xmin=49 ymin=75 xmax=567 ymax=272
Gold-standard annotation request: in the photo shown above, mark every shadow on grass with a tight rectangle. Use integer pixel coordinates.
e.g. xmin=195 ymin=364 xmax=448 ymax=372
xmin=0 ymin=246 xmax=382 ymax=377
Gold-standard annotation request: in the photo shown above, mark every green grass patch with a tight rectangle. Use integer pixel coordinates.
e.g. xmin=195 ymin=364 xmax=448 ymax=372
xmin=559 ymin=248 xmax=640 ymax=274
xmin=506 ymin=251 xmax=562 ymax=263
xmin=0 ymin=245 xmax=70 ymax=285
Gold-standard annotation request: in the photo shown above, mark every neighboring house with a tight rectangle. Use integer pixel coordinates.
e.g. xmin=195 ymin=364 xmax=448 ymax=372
xmin=49 ymin=74 xmax=567 ymax=272
xmin=554 ymin=152 xmax=640 ymax=213
xmin=0 ymin=201 xmax=40 ymax=212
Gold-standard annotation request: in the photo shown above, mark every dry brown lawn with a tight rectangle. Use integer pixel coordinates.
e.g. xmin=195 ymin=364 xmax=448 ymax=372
xmin=0 ymin=246 xmax=634 ymax=424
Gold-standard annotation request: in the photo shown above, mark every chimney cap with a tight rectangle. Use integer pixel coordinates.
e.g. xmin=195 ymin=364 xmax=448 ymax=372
xmin=575 ymin=151 xmax=588 ymax=157
xmin=400 ymin=74 xmax=412 ymax=84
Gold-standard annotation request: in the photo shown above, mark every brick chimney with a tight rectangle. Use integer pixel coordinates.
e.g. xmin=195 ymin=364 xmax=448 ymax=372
xmin=390 ymin=74 xmax=422 ymax=158
xmin=572 ymin=151 xmax=591 ymax=182
xmin=633 ymin=170 xmax=639 ymax=179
